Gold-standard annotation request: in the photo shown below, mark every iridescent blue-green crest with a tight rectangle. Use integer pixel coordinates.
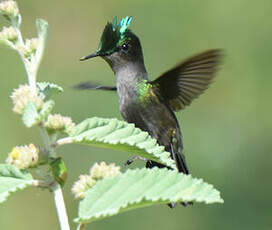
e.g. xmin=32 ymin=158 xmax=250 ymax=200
xmin=97 ymin=16 xmax=132 ymax=55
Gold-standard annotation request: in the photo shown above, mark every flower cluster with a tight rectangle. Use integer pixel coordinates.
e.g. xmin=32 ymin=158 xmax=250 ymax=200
xmin=10 ymin=84 xmax=43 ymax=114
xmin=0 ymin=0 xmax=19 ymax=19
xmin=72 ymin=162 xmax=121 ymax=199
xmin=23 ymin=38 xmax=38 ymax=57
xmin=6 ymin=144 xmax=39 ymax=169
xmin=71 ymin=175 xmax=96 ymax=199
xmin=0 ymin=26 xmax=17 ymax=41
xmin=0 ymin=1 xmax=38 ymax=58
xmin=90 ymin=162 xmax=121 ymax=180
xmin=45 ymin=114 xmax=75 ymax=135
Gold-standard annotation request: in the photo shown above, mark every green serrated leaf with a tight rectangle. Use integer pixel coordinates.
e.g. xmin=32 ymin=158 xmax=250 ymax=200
xmin=50 ymin=158 xmax=67 ymax=187
xmin=69 ymin=117 xmax=176 ymax=169
xmin=37 ymin=82 xmax=63 ymax=100
xmin=22 ymin=101 xmax=39 ymax=127
xmin=75 ymin=168 xmax=223 ymax=223
xmin=0 ymin=164 xmax=35 ymax=203
xmin=35 ymin=19 xmax=48 ymax=69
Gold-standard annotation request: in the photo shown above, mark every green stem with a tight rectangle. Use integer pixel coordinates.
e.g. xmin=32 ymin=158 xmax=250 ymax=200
xmin=39 ymin=127 xmax=51 ymax=149
xmin=39 ymin=126 xmax=57 ymax=157
xmin=52 ymin=183 xmax=71 ymax=230
xmin=12 ymin=12 xmax=70 ymax=230
xmin=12 ymin=14 xmax=37 ymax=94
xmin=39 ymin=127 xmax=70 ymax=230
xmin=56 ymin=137 xmax=73 ymax=146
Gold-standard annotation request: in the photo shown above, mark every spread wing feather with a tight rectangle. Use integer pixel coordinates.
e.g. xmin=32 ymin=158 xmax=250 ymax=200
xmin=151 ymin=49 xmax=222 ymax=111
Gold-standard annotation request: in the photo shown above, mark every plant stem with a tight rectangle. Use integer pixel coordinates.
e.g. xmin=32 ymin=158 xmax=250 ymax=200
xmin=39 ymin=127 xmax=70 ymax=229
xmin=13 ymin=13 xmax=70 ymax=230
xmin=12 ymin=15 xmax=37 ymax=94
xmin=39 ymin=126 xmax=57 ymax=158
xmin=39 ymin=127 xmax=51 ymax=149
xmin=56 ymin=137 xmax=73 ymax=146
xmin=52 ymin=183 xmax=71 ymax=230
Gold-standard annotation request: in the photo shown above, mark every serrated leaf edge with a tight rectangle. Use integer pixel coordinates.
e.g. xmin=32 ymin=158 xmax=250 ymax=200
xmin=75 ymin=168 xmax=223 ymax=223
xmin=70 ymin=117 xmax=176 ymax=169
xmin=0 ymin=179 xmax=36 ymax=203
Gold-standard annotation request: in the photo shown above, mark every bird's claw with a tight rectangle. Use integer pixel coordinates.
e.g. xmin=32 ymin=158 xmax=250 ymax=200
xmin=124 ymin=159 xmax=134 ymax=166
xmin=124 ymin=156 xmax=147 ymax=166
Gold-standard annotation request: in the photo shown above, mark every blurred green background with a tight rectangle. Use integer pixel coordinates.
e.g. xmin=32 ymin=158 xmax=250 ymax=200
xmin=0 ymin=0 xmax=271 ymax=229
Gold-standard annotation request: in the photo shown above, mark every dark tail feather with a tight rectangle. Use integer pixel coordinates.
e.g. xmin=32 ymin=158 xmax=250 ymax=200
xmin=74 ymin=82 xmax=117 ymax=91
xmin=175 ymin=151 xmax=189 ymax=174
xmin=169 ymin=143 xmax=189 ymax=174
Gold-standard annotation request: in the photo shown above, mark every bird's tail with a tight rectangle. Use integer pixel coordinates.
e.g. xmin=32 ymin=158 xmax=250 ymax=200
xmin=174 ymin=150 xmax=189 ymax=174
xmin=145 ymin=144 xmax=189 ymax=173
xmin=74 ymin=82 xmax=117 ymax=91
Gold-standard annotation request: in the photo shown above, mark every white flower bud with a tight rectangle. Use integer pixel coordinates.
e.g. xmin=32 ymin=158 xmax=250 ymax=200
xmin=0 ymin=0 xmax=19 ymax=19
xmin=45 ymin=114 xmax=75 ymax=134
xmin=10 ymin=84 xmax=43 ymax=114
xmin=90 ymin=161 xmax=120 ymax=180
xmin=71 ymin=175 xmax=96 ymax=199
xmin=71 ymin=162 xmax=121 ymax=199
xmin=0 ymin=26 xmax=17 ymax=41
xmin=23 ymin=38 xmax=38 ymax=57
xmin=6 ymin=144 xmax=39 ymax=169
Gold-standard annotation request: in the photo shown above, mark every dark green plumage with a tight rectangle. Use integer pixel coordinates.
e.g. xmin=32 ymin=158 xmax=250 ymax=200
xmin=79 ymin=17 xmax=222 ymax=206
xmin=97 ymin=16 xmax=132 ymax=56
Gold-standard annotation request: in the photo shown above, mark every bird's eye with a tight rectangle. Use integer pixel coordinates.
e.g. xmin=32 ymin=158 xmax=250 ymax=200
xmin=121 ymin=43 xmax=129 ymax=51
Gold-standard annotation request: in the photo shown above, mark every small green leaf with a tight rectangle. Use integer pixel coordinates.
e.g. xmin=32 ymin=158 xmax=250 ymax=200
xmin=50 ymin=158 xmax=67 ymax=187
xmin=35 ymin=19 xmax=48 ymax=69
xmin=22 ymin=101 xmax=39 ymax=127
xmin=75 ymin=168 xmax=223 ymax=223
xmin=37 ymin=99 xmax=55 ymax=121
xmin=0 ymin=164 xmax=35 ymax=203
xmin=37 ymin=82 xmax=63 ymax=100
xmin=69 ymin=117 xmax=176 ymax=169
xmin=22 ymin=100 xmax=55 ymax=127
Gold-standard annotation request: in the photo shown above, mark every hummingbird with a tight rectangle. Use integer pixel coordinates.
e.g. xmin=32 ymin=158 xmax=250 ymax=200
xmin=79 ymin=16 xmax=221 ymax=186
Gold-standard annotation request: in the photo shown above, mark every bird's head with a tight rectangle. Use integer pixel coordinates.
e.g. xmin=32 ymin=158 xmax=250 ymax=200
xmin=80 ymin=16 xmax=144 ymax=71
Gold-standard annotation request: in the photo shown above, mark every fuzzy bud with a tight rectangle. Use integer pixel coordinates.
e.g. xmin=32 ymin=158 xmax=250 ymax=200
xmin=23 ymin=38 xmax=38 ymax=57
xmin=0 ymin=26 xmax=17 ymax=41
xmin=45 ymin=114 xmax=75 ymax=134
xmin=0 ymin=0 xmax=19 ymax=19
xmin=90 ymin=161 xmax=121 ymax=180
xmin=72 ymin=162 xmax=121 ymax=199
xmin=71 ymin=175 xmax=96 ymax=199
xmin=6 ymin=144 xmax=39 ymax=169
xmin=10 ymin=84 xmax=43 ymax=114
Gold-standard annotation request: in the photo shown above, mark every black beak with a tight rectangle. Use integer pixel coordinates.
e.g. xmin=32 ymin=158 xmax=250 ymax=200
xmin=80 ymin=52 xmax=100 ymax=61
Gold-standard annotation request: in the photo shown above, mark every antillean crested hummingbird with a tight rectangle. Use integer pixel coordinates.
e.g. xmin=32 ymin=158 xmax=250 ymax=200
xmin=78 ymin=17 xmax=221 ymax=206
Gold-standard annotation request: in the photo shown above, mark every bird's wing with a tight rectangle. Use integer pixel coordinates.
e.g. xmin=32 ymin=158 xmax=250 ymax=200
xmin=74 ymin=82 xmax=117 ymax=91
xmin=150 ymin=49 xmax=222 ymax=111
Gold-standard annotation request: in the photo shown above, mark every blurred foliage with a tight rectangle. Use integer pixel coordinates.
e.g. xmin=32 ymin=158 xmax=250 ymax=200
xmin=0 ymin=0 xmax=271 ymax=229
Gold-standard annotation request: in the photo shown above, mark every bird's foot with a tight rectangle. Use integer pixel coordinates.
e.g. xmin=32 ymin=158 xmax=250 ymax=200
xmin=168 ymin=202 xmax=176 ymax=208
xmin=181 ymin=201 xmax=194 ymax=207
xmin=124 ymin=156 xmax=147 ymax=166
xmin=167 ymin=201 xmax=193 ymax=209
